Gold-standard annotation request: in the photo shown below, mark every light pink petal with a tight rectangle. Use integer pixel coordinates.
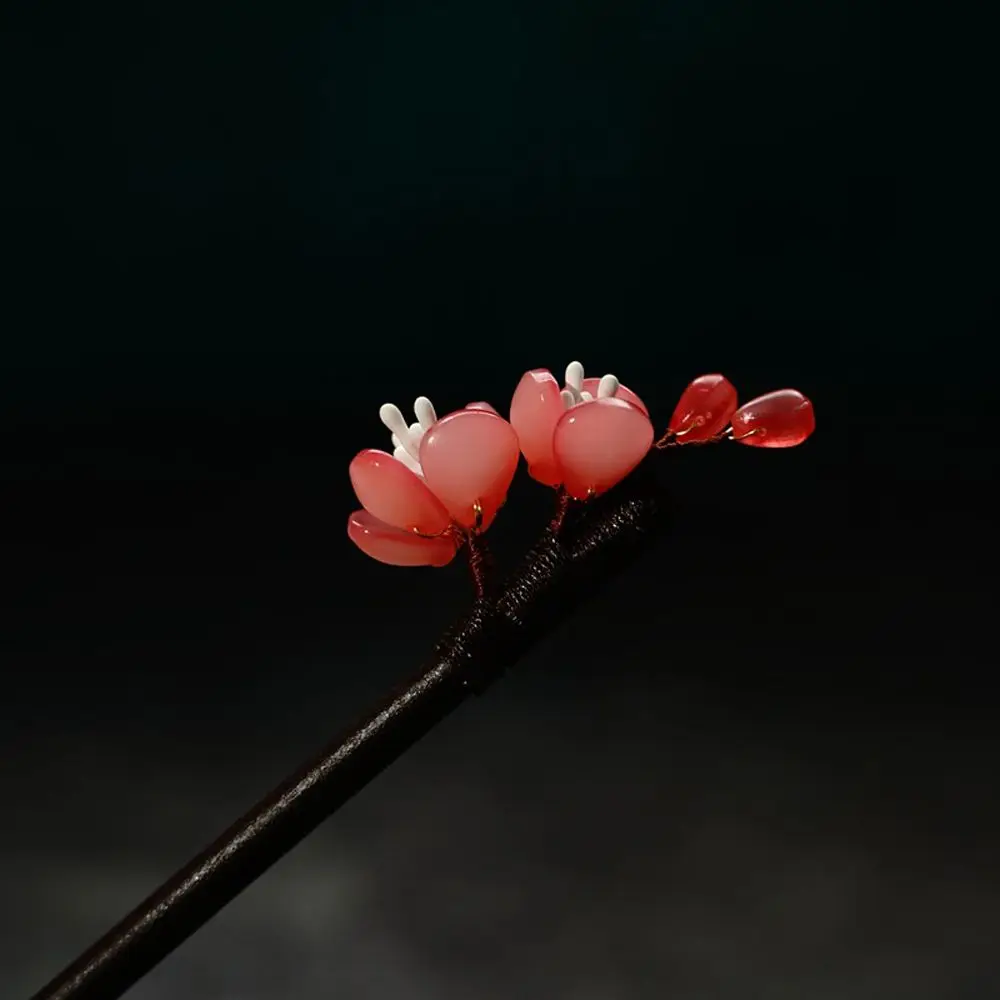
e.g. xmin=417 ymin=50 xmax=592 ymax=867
xmin=553 ymin=397 xmax=654 ymax=500
xmin=347 ymin=510 xmax=457 ymax=567
xmin=465 ymin=401 xmax=499 ymax=414
xmin=419 ymin=409 xmax=520 ymax=529
xmin=509 ymin=368 xmax=564 ymax=486
xmin=349 ymin=449 xmax=451 ymax=535
xmin=580 ymin=377 xmax=648 ymax=415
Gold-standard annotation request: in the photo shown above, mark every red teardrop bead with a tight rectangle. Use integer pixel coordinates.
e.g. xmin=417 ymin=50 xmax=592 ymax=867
xmin=731 ymin=389 xmax=815 ymax=448
xmin=667 ymin=374 xmax=738 ymax=442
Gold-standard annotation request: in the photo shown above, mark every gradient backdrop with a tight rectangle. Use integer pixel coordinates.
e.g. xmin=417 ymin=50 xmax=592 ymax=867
xmin=3 ymin=2 xmax=997 ymax=998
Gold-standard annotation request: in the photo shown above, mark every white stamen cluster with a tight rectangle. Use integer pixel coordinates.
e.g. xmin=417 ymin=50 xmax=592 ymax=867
xmin=560 ymin=360 xmax=620 ymax=410
xmin=378 ymin=397 xmax=438 ymax=477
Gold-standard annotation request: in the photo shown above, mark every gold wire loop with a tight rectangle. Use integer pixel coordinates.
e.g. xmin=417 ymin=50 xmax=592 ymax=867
xmin=413 ymin=500 xmax=485 ymax=542
xmin=725 ymin=426 xmax=764 ymax=442
xmin=655 ymin=422 xmax=729 ymax=449
xmin=411 ymin=526 xmax=446 ymax=539
xmin=673 ymin=423 xmax=701 ymax=438
xmin=654 ymin=420 xmax=707 ymax=449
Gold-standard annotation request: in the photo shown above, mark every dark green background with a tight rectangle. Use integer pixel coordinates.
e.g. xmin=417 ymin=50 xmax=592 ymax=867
xmin=6 ymin=2 xmax=991 ymax=404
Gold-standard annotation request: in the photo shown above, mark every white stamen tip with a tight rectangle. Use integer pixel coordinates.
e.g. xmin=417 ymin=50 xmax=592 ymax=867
xmin=580 ymin=390 xmax=594 ymax=402
xmin=565 ymin=361 xmax=584 ymax=393
xmin=393 ymin=446 xmax=423 ymax=476
xmin=597 ymin=374 xmax=619 ymax=399
xmin=414 ymin=396 xmax=437 ymax=430
xmin=379 ymin=403 xmax=408 ymax=437
xmin=380 ymin=402 xmax=419 ymax=460
xmin=560 ymin=389 xmax=576 ymax=409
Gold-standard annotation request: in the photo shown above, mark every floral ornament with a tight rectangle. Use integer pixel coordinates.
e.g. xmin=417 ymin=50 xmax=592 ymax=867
xmin=347 ymin=397 xmax=519 ymax=567
xmin=348 ymin=369 xmax=815 ymax=570
xmin=509 ymin=361 xmax=655 ymax=500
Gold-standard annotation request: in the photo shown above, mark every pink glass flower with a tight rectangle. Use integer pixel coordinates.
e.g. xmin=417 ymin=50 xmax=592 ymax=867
xmin=347 ymin=396 xmax=520 ymax=567
xmin=509 ymin=361 xmax=654 ymax=501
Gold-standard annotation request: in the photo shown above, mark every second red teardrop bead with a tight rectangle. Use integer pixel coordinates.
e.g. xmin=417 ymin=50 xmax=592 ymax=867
xmin=667 ymin=374 xmax=738 ymax=442
xmin=731 ymin=389 xmax=815 ymax=447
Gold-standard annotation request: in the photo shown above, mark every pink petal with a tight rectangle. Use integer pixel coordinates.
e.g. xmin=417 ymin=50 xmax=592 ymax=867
xmin=731 ymin=389 xmax=816 ymax=448
xmin=552 ymin=397 xmax=654 ymax=500
xmin=667 ymin=374 xmax=738 ymax=442
xmin=509 ymin=368 xmax=564 ymax=486
xmin=419 ymin=409 xmax=520 ymax=529
xmin=580 ymin=377 xmax=648 ymax=415
xmin=349 ymin=449 xmax=452 ymax=535
xmin=465 ymin=401 xmax=499 ymax=414
xmin=347 ymin=510 xmax=457 ymax=567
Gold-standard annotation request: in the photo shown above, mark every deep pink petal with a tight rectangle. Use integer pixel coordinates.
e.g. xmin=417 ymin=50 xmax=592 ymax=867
xmin=552 ymin=398 xmax=654 ymax=500
xmin=419 ymin=409 xmax=520 ymax=529
xmin=667 ymin=374 xmax=737 ymax=442
xmin=509 ymin=368 xmax=564 ymax=486
xmin=465 ymin=401 xmax=499 ymax=414
xmin=349 ymin=449 xmax=451 ymax=535
xmin=580 ymin=377 xmax=648 ymax=415
xmin=347 ymin=510 xmax=457 ymax=567
xmin=731 ymin=389 xmax=815 ymax=447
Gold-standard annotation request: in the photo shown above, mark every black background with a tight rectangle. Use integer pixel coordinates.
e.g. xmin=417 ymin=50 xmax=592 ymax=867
xmin=3 ymin=2 xmax=997 ymax=997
